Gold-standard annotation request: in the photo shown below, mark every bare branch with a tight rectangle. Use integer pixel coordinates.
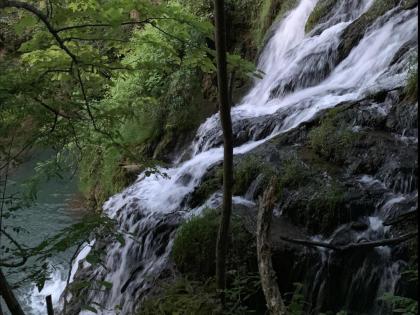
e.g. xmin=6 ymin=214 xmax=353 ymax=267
xmin=279 ymin=231 xmax=418 ymax=252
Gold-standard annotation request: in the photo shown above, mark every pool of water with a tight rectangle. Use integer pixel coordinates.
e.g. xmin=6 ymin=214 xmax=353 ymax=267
xmin=1 ymin=150 xmax=86 ymax=314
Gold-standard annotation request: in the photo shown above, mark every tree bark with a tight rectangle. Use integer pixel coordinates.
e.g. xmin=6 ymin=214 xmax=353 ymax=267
xmin=0 ymin=269 xmax=26 ymax=315
xmin=214 ymin=0 xmax=234 ymax=300
xmin=257 ymin=180 xmax=287 ymax=315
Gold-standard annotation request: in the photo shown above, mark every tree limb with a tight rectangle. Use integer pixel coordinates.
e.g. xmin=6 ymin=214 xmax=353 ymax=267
xmin=0 ymin=0 xmax=78 ymax=62
xmin=279 ymin=231 xmax=418 ymax=252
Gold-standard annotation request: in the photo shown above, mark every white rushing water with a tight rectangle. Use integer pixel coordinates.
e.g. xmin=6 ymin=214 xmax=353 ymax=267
xmin=57 ymin=0 xmax=418 ymax=314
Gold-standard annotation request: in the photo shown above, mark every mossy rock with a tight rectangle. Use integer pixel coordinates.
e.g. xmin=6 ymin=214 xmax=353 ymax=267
xmin=404 ymin=67 xmax=418 ymax=101
xmin=254 ymin=0 xmax=299 ymax=48
xmin=280 ymin=180 xmax=347 ymax=234
xmin=308 ymin=108 xmax=360 ymax=164
xmin=233 ymin=154 xmax=279 ymax=197
xmin=337 ymin=0 xmax=400 ymax=62
xmin=305 ymin=0 xmax=337 ymax=33
xmin=402 ymin=0 xmax=418 ymax=9
xmin=187 ymin=165 xmax=223 ymax=208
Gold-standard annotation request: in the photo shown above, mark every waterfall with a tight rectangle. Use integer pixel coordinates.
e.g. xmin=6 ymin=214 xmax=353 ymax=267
xmin=66 ymin=0 xmax=417 ymax=314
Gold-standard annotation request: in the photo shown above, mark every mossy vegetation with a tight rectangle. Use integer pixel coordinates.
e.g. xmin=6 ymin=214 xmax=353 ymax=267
xmin=305 ymin=0 xmax=336 ymax=33
xmin=401 ymin=0 xmax=418 ymax=9
xmin=172 ymin=209 xmax=257 ymax=278
xmin=233 ymin=155 xmax=275 ymax=195
xmin=254 ymin=0 xmax=299 ymax=48
xmin=78 ymin=4 xmax=216 ymax=207
xmin=308 ymin=108 xmax=360 ymax=164
xmin=283 ymin=179 xmax=346 ymax=234
xmin=162 ymin=209 xmax=263 ymax=314
xmin=180 ymin=0 xmax=299 ymax=54
xmin=337 ymin=0 xmax=400 ymax=61
xmin=140 ymin=277 xmax=220 ymax=315
xmin=278 ymin=158 xmax=311 ymax=191
xmin=140 ymin=272 xmax=264 ymax=315
xmin=405 ymin=62 xmax=418 ymax=101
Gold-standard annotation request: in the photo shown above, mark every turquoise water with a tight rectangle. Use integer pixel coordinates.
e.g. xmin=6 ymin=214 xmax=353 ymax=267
xmin=1 ymin=150 xmax=86 ymax=314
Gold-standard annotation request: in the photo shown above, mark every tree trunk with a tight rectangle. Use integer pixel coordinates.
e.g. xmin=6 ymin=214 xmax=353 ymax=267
xmin=46 ymin=295 xmax=54 ymax=315
xmin=214 ymin=0 xmax=234 ymax=301
xmin=0 ymin=269 xmax=26 ymax=315
xmin=257 ymin=180 xmax=287 ymax=315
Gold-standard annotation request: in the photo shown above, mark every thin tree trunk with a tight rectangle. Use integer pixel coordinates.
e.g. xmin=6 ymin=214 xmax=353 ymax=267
xmin=257 ymin=180 xmax=287 ymax=315
xmin=214 ymin=0 xmax=234 ymax=301
xmin=0 ymin=269 xmax=26 ymax=315
xmin=46 ymin=295 xmax=54 ymax=315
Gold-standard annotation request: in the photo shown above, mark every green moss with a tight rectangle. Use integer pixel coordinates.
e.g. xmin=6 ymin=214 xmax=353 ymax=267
xmin=172 ymin=210 xmax=256 ymax=279
xmin=233 ymin=155 xmax=274 ymax=195
xmin=188 ymin=167 xmax=223 ymax=208
xmin=401 ymin=0 xmax=418 ymax=9
xmin=172 ymin=210 xmax=219 ymax=277
xmin=405 ymin=65 xmax=418 ymax=101
xmin=254 ymin=0 xmax=299 ymax=48
xmin=308 ymin=109 xmax=360 ymax=164
xmin=293 ymin=180 xmax=346 ymax=233
xmin=79 ymin=145 xmax=133 ymax=209
xmin=308 ymin=182 xmax=345 ymax=213
xmin=338 ymin=0 xmax=400 ymax=61
xmin=179 ymin=0 xmax=299 ymax=54
xmin=305 ymin=0 xmax=336 ymax=33
xmin=278 ymin=159 xmax=311 ymax=191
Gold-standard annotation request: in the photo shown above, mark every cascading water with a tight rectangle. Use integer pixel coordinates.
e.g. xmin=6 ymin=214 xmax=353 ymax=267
xmin=64 ymin=0 xmax=417 ymax=314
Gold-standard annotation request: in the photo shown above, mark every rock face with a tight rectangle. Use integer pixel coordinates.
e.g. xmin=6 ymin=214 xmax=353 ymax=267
xmin=185 ymin=87 xmax=417 ymax=313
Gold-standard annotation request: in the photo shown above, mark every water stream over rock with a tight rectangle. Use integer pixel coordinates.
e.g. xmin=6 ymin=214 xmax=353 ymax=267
xmin=64 ymin=1 xmax=418 ymax=314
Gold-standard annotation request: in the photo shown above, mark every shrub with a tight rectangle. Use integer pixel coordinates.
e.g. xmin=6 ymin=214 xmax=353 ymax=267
xmin=172 ymin=210 xmax=220 ymax=277
xmin=379 ymin=293 xmax=418 ymax=315
xmin=172 ymin=210 xmax=257 ymax=279
xmin=140 ymin=277 xmax=220 ymax=315
xmin=140 ymin=272 xmax=263 ymax=315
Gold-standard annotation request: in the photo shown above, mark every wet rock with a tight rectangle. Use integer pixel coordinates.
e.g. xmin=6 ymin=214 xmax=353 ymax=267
xmin=337 ymin=0 xmax=401 ymax=64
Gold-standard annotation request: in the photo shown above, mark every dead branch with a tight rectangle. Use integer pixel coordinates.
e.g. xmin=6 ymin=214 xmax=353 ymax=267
xmin=257 ymin=178 xmax=287 ymax=315
xmin=279 ymin=231 xmax=418 ymax=252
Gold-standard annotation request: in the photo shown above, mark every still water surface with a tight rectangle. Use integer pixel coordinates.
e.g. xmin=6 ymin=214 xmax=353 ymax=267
xmin=1 ymin=151 xmax=85 ymax=314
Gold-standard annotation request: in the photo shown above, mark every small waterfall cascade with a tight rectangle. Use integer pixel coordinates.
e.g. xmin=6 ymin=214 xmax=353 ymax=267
xmin=67 ymin=0 xmax=418 ymax=314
